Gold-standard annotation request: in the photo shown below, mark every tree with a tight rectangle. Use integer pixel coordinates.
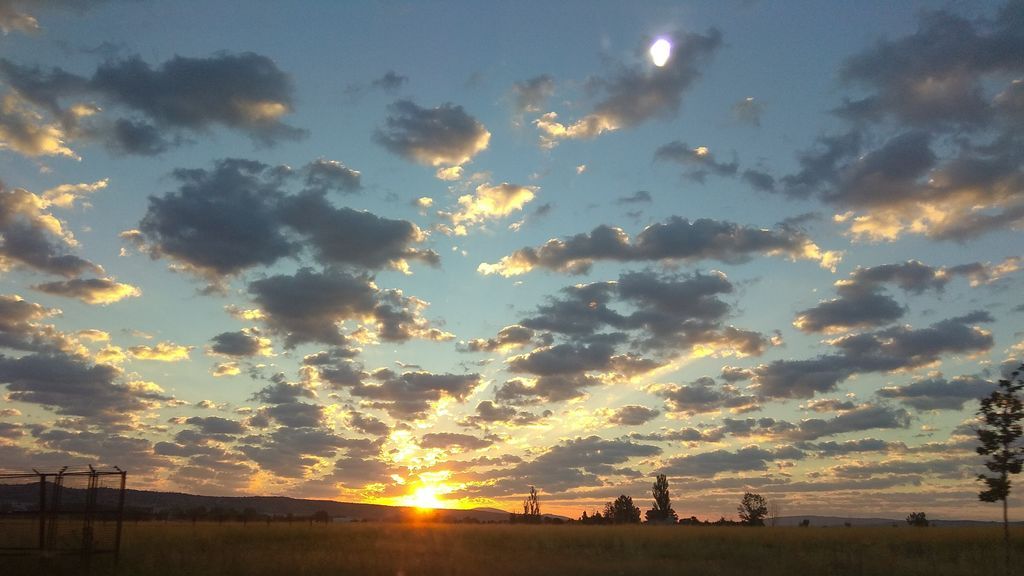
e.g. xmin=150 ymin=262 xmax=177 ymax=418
xmin=605 ymin=494 xmax=641 ymax=524
xmin=522 ymin=485 xmax=541 ymax=520
xmin=645 ymin=474 xmax=678 ymax=523
xmin=737 ymin=492 xmax=768 ymax=526
xmin=976 ymin=362 xmax=1024 ymax=569
xmin=905 ymin=512 xmax=928 ymax=527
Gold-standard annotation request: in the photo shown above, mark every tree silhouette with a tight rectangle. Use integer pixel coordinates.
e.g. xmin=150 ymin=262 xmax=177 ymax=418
xmin=737 ymin=492 xmax=768 ymax=526
xmin=644 ymin=474 xmax=678 ymax=523
xmin=905 ymin=512 xmax=928 ymax=527
xmin=522 ymin=485 xmax=541 ymax=520
xmin=976 ymin=362 xmax=1024 ymax=570
xmin=605 ymin=494 xmax=641 ymax=524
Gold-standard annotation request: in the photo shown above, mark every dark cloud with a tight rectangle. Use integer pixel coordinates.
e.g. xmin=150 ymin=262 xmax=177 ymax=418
xmin=183 ymin=416 xmax=246 ymax=436
xmin=132 ymin=159 xmax=435 ymax=285
xmin=0 ymin=351 xmax=166 ymax=424
xmin=877 ymin=375 xmax=994 ymax=410
xmin=375 ymin=99 xmax=490 ymax=167
xmin=755 ymin=312 xmax=994 ymax=398
xmin=732 ymin=97 xmax=763 ymax=127
xmin=659 ymin=445 xmax=804 ymax=478
xmin=608 ymin=405 xmax=660 ymax=426
xmin=479 ymin=216 xmax=838 ymax=276
xmin=332 ymin=369 xmax=480 ymax=420
xmin=31 ymin=277 xmax=140 ymax=305
xmin=655 ymin=141 xmax=739 ymax=182
xmin=511 ymin=75 xmax=555 ymax=114
xmin=0 ymin=51 xmax=305 ymax=153
xmin=461 ymin=325 xmax=534 ymax=352
xmin=0 ymin=294 xmax=75 ymax=353
xmin=347 ymin=411 xmax=389 ymax=436
xmin=276 ymin=191 xmax=438 ymax=269
xmin=476 ymin=436 xmax=661 ymax=495
xmin=742 ymin=169 xmax=776 ymax=192
xmin=799 ymin=438 xmax=901 ymax=456
xmin=209 ymin=329 xmax=270 ymax=357
xmin=615 ymin=190 xmax=652 ymax=204
xmin=772 ymin=5 xmax=1024 ymax=241
xmin=456 ymin=400 xmax=544 ymax=428
xmin=302 ymin=159 xmax=361 ymax=194
xmin=371 ymin=71 xmax=408 ymax=92
xmin=239 ymin=427 xmax=349 ymax=477
xmin=419 ymin=432 xmax=493 ymax=451
xmin=795 ymin=259 xmax=1017 ymax=333
xmin=657 ymin=377 xmax=759 ymax=416
xmin=0 ymin=184 xmax=101 ymax=277
xmin=133 ymin=159 xmax=297 ymax=281
xmin=535 ymin=28 xmax=722 ymax=145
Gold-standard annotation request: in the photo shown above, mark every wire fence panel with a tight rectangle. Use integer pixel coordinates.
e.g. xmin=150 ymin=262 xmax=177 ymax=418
xmin=0 ymin=467 xmax=126 ymax=562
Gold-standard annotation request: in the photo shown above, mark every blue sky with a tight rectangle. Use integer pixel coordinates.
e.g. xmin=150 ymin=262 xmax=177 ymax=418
xmin=0 ymin=0 xmax=1021 ymax=519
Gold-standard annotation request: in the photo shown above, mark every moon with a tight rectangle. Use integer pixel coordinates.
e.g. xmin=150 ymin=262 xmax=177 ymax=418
xmin=650 ymin=38 xmax=671 ymax=67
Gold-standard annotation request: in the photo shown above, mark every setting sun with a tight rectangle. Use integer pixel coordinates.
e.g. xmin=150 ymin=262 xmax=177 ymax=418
xmin=404 ymin=485 xmax=446 ymax=510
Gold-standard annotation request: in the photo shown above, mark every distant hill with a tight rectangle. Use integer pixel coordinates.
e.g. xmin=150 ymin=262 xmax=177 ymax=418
xmin=0 ymin=483 xmax=577 ymax=522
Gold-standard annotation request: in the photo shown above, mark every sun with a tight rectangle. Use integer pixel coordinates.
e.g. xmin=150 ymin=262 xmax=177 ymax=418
xmin=405 ymin=485 xmax=445 ymax=510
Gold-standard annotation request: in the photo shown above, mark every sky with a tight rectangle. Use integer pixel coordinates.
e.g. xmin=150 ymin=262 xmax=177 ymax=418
xmin=0 ymin=0 xmax=1022 ymax=520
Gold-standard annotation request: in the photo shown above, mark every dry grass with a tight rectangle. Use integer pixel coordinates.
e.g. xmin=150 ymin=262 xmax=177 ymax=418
xmin=7 ymin=522 xmax=1023 ymax=576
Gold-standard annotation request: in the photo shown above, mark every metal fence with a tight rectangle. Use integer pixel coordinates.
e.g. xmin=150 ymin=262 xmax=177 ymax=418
xmin=0 ymin=466 xmax=127 ymax=563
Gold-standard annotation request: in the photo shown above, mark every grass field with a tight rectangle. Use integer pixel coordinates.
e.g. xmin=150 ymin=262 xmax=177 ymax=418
xmin=6 ymin=522 xmax=1023 ymax=576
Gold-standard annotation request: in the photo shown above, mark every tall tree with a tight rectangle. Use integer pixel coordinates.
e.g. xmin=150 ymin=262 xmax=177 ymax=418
xmin=645 ymin=474 xmax=678 ymax=523
xmin=606 ymin=494 xmax=641 ymax=524
xmin=737 ymin=492 xmax=768 ymax=526
xmin=523 ymin=485 xmax=541 ymax=519
xmin=976 ymin=363 xmax=1024 ymax=569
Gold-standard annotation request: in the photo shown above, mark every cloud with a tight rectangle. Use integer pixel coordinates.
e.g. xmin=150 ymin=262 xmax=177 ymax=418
xmin=732 ymin=97 xmax=763 ymax=127
xmin=276 ymin=190 xmax=438 ymax=271
xmin=877 ymin=374 xmax=995 ymax=410
xmin=347 ymin=411 xmax=390 ymax=436
xmin=209 ymin=329 xmax=272 ymax=357
xmin=534 ymin=28 xmax=721 ymax=146
xmin=511 ymin=75 xmax=554 ymax=114
xmin=656 ymin=377 xmax=759 ymax=416
xmin=659 ymin=445 xmax=804 ymax=478
xmin=131 ymin=158 xmax=436 ymax=285
xmin=0 ymin=351 xmax=167 ymax=424
xmin=0 ymin=181 xmax=103 ymax=277
xmin=754 ymin=312 xmax=995 ymax=398
xmin=302 ymin=159 xmax=361 ymax=194
xmin=0 ymin=51 xmax=305 ymax=154
xmin=0 ymin=93 xmax=77 ymax=157
xmin=371 ymin=71 xmax=408 ymax=92
xmin=608 ymin=405 xmax=660 ymax=426
xmin=461 ymin=325 xmax=534 ymax=352
xmin=0 ymin=1 xmax=108 ymax=35
xmin=475 ymin=436 xmax=661 ymax=495
xmin=795 ymin=259 xmax=1020 ymax=333
xmin=128 ymin=342 xmax=191 ymax=362
xmin=342 ymin=369 xmax=481 ymax=420
xmin=419 ymin=432 xmax=493 ymax=451
xmin=375 ymin=100 xmax=490 ymax=167
xmin=183 ymin=416 xmax=246 ymax=436
xmin=444 ymin=182 xmax=537 ymax=233
xmin=770 ymin=6 xmax=1024 ymax=241
xmin=456 ymin=400 xmax=544 ymax=428
xmin=479 ymin=217 xmax=840 ymax=276
xmin=0 ymin=294 xmax=76 ymax=353
xmin=249 ymin=268 xmax=450 ymax=348
xmin=654 ymin=141 xmax=739 ymax=182
xmin=615 ymin=190 xmax=652 ymax=204
xmin=32 ymin=277 xmax=140 ymax=304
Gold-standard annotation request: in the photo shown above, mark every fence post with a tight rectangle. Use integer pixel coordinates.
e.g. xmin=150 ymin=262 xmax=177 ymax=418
xmin=33 ymin=470 xmax=45 ymax=553
xmin=114 ymin=468 xmax=126 ymax=563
